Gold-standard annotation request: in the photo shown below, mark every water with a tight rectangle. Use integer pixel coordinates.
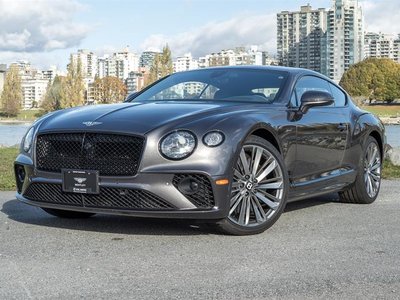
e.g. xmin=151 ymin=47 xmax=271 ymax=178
xmin=0 ymin=123 xmax=399 ymax=148
xmin=0 ymin=123 xmax=31 ymax=147
xmin=386 ymin=125 xmax=400 ymax=147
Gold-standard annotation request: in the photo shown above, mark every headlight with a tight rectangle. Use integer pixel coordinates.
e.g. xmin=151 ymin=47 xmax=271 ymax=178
xmin=203 ymin=131 xmax=225 ymax=147
xmin=160 ymin=130 xmax=196 ymax=160
xmin=22 ymin=127 xmax=35 ymax=152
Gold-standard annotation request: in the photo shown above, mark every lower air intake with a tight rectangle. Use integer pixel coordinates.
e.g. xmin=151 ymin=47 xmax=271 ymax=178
xmin=172 ymin=174 xmax=215 ymax=209
xmin=23 ymin=183 xmax=175 ymax=210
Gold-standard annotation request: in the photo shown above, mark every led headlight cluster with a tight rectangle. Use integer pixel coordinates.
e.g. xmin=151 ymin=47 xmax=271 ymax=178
xmin=22 ymin=127 xmax=35 ymax=152
xmin=160 ymin=130 xmax=226 ymax=160
xmin=160 ymin=130 xmax=196 ymax=160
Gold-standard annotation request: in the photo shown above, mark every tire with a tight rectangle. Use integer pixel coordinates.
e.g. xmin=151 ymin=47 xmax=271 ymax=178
xmin=339 ymin=136 xmax=382 ymax=204
xmin=217 ymin=136 xmax=289 ymax=235
xmin=42 ymin=208 xmax=96 ymax=219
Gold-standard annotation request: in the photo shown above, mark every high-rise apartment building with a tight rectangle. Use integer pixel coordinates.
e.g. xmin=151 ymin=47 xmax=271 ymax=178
xmin=277 ymin=0 xmax=364 ymax=82
xmin=112 ymin=48 xmax=140 ymax=79
xmin=139 ymin=51 xmax=160 ymax=69
xmin=8 ymin=62 xmax=60 ymax=109
xmin=72 ymin=49 xmax=98 ymax=79
xmin=125 ymin=68 xmax=147 ymax=94
xmin=197 ymin=46 xmax=273 ymax=68
xmin=41 ymin=66 xmax=58 ymax=83
xmin=364 ymin=32 xmax=400 ymax=63
xmin=97 ymin=56 xmax=108 ymax=78
xmin=207 ymin=48 xmax=256 ymax=67
xmin=21 ymin=78 xmax=48 ymax=109
xmin=277 ymin=5 xmax=327 ymax=72
xmin=326 ymin=0 xmax=364 ymax=82
xmin=96 ymin=48 xmax=139 ymax=81
xmin=248 ymin=46 xmax=270 ymax=66
xmin=173 ymin=53 xmax=199 ymax=73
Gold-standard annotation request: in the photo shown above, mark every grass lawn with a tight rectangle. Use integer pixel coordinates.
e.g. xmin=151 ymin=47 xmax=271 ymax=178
xmin=383 ymin=160 xmax=400 ymax=179
xmin=0 ymin=146 xmax=399 ymax=191
xmin=361 ymin=105 xmax=400 ymax=117
xmin=0 ymin=147 xmax=18 ymax=191
xmin=0 ymin=109 xmax=42 ymax=122
xmin=17 ymin=110 xmax=42 ymax=121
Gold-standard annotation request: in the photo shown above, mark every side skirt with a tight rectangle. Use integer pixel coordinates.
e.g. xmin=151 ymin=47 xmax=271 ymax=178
xmin=287 ymin=168 xmax=357 ymax=202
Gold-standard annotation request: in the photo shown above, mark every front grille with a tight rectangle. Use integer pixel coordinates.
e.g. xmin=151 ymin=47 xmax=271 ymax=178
xmin=24 ymin=183 xmax=175 ymax=210
xmin=172 ymin=174 xmax=215 ymax=208
xmin=36 ymin=133 xmax=144 ymax=176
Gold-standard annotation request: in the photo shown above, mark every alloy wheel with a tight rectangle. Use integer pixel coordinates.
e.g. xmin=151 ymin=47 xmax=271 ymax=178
xmin=364 ymin=142 xmax=381 ymax=198
xmin=229 ymin=145 xmax=284 ymax=227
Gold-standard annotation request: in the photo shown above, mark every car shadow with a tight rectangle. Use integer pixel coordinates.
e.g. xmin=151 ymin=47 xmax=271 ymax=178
xmin=1 ymin=193 xmax=340 ymax=235
xmin=1 ymin=199 xmax=214 ymax=236
xmin=284 ymin=192 xmax=340 ymax=213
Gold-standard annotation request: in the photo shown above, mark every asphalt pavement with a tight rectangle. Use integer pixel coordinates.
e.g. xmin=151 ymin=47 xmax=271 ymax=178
xmin=0 ymin=180 xmax=399 ymax=299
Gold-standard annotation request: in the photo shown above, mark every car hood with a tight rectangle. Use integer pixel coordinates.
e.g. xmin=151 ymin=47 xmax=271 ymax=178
xmin=38 ymin=101 xmax=243 ymax=135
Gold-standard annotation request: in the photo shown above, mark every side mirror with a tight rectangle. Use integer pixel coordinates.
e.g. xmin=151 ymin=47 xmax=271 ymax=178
xmin=299 ymin=90 xmax=334 ymax=114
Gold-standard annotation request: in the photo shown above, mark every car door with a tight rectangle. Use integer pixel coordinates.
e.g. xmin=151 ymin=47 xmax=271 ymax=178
xmin=291 ymin=75 xmax=349 ymax=182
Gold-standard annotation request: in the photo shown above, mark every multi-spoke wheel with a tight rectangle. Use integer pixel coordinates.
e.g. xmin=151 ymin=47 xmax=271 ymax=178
xmin=339 ymin=136 xmax=382 ymax=204
xmin=218 ymin=136 xmax=288 ymax=235
xmin=364 ymin=142 xmax=381 ymax=198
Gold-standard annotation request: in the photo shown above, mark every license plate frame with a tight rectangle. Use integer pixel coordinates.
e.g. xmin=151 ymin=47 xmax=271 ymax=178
xmin=62 ymin=169 xmax=99 ymax=194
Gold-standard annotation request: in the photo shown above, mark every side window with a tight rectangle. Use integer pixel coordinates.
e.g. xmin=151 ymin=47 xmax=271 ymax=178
xmin=329 ymin=83 xmax=346 ymax=107
xmin=294 ymin=76 xmax=332 ymax=107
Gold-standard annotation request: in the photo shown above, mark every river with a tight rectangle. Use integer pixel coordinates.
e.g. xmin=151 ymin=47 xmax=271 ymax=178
xmin=1 ymin=123 xmax=399 ymax=148
xmin=0 ymin=123 xmax=31 ymax=147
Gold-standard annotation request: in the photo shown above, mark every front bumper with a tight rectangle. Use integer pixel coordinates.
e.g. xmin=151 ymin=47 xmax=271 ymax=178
xmin=14 ymin=154 xmax=231 ymax=220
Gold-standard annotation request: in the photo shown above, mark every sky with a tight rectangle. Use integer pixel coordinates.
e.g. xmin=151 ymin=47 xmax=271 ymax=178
xmin=0 ymin=0 xmax=399 ymax=71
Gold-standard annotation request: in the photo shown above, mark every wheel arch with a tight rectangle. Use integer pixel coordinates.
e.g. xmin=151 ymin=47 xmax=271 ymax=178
xmin=353 ymin=112 xmax=385 ymax=160
xmin=248 ymin=125 xmax=282 ymax=154
xmin=369 ymin=130 xmax=384 ymax=160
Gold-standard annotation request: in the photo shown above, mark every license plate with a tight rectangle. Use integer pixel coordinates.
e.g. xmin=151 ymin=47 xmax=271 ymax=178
xmin=62 ymin=169 xmax=99 ymax=194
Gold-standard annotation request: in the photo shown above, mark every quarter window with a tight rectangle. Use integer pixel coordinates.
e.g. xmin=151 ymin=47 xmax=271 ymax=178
xmin=329 ymin=83 xmax=346 ymax=107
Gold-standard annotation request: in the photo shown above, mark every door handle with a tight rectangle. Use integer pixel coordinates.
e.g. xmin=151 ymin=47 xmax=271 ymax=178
xmin=337 ymin=123 xmax=347 ymax=131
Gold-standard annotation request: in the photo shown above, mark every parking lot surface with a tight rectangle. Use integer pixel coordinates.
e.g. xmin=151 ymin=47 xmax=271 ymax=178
xmin=0 ymin=180 xmax=399 ymax=299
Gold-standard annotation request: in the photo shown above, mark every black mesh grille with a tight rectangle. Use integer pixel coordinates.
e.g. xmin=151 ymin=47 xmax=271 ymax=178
xmin=24 ymin=182 xmax=82 ymax=206
xmin=84 ymin=188 xmax=174 ymax=210
xmin=23 ymin=183 xmax=175 ymax=210
xmin=36 ymin=133 xmax=144 ymax=176
xmin=172 ymin=174 xmax=215 ymax=208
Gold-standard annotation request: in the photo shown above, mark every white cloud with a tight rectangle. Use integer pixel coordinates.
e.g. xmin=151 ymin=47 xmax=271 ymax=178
xmin=0 ymin=49 xmax=71 ymax=71
xmin=0 ymin=0 xmax=91 ymax=52
xmin=140 ymin=12 xmax=277 ymax=57
xmin=361 ymin=0 xmax=400 ymax=34
xmin=140 ymin=1 xmax=400 ymax=58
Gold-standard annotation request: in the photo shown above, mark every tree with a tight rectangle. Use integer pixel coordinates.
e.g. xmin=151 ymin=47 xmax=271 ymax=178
xmin=40 ymin=75 xmax=67 ymax=113
xmin=159 ymin=44 xmax=174 ymax=77
xmin=340 ymin=58 xmax=400 ymax=104
xmin=63 ymin=55 xmax=85 ymax=107
xmin=145 ymin=44 xmax=174 ymax=86
xmin=93 ymin=76 xmax=127 ymax=104
xmin=0 ymin=65 xmax=23 ymax=117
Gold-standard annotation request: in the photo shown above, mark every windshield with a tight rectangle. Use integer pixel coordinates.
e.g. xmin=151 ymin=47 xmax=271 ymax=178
xmin=131 ymin=68 xmax=288 ymax=103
